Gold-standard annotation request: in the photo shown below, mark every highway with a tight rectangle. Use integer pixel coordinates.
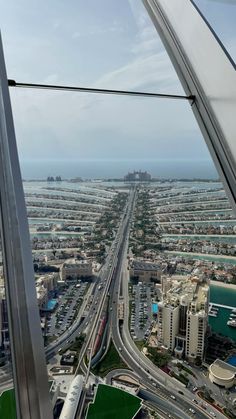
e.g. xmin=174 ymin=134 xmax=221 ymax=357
xmin=73 ymin=185 xmax=210 ymax=418
xmin=0 ymin=194 xmax=130 ymax=391
xmin=107 ymin=187 xmax=226 ymax=419
xmin=45 ymin=193 xmax=132 ymax=361
xmin=74 ymin=191 xmax=137 ymax=379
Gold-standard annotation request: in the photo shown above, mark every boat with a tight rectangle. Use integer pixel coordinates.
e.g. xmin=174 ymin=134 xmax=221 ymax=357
xmin=208 ymin=307 xmax=218 ymax=317
xmin=208 ymin=312 xmax=217 ymax=317
xmin=230 ymin=314 xmax=236 ymax=318
xmin=227 ymin=320 xmax=236 ymax=328
xmin=231 ymin=309 xmax=236 ymax=314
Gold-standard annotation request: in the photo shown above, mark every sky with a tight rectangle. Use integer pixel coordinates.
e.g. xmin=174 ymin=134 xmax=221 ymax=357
xmin=0 ymin=0 xmax=235 ymax=178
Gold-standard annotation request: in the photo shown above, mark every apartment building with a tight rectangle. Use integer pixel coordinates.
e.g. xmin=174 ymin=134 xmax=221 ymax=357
xmin=38 ymin=273 xmax=59 ymax=292
xmin=157 ymin=275 xmax=209 ymax=361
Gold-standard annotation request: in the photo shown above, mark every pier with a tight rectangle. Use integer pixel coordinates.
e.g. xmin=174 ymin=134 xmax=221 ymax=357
xmin=209 ymin=302 xmax=236 ymax=310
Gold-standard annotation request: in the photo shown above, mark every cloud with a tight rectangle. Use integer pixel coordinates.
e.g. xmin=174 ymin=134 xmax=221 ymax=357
xmin=95 ymin=52 xmax=181 ymax=92
xmin=42 ymin=74 xmax=60 ymax=84
xmin=9 ymin=0 xmax=211 ymax=168
xmin=72 ymin=22 xmax=124 ymax=41
xmin=72 ymin=31 xmax=81 ymax=39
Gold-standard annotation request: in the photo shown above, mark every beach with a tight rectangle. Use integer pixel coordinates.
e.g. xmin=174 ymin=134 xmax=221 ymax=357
xmin=210 ymin=280 xmax=236 ymax=290
xmin=166 ymin=250 xmax=236 ymax=260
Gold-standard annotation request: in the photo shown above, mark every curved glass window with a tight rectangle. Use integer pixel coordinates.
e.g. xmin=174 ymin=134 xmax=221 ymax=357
xmin=0 ymin=1 xmax=236 ymax=418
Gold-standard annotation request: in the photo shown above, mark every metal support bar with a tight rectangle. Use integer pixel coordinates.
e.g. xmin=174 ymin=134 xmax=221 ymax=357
xmin=8 ymin=79 xmax=195 ymax=101
xmin=0 ymin=35 xmax=52 ymax=419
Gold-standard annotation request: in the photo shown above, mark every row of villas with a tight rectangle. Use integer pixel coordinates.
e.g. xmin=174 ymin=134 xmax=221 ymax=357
xmin=156 ymin=201 xmax=230 ymax=215
xmin=162 ymin=237 xmax=236 ymax=256
xmin=158 ymin=223 xmax=236 ymax=235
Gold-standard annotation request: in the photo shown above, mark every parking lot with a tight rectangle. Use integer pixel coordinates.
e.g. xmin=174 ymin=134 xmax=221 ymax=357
xmin=46 ymin=282 xmax=89 ymax=338
xmin=129 ymin=282 xmax=155 ymax=341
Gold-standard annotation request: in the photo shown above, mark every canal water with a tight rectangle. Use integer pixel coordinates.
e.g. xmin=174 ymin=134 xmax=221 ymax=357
xmin=165 ymin=251 xmax=236 ymax=266
xmin=209 ymin=285 xmax=236 ymax=342
xmin=163 ymin=235 xmax=236 ymax=244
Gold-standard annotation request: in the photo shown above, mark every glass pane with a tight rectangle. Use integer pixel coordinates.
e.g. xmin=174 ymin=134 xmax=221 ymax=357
xmin=0 ymin=0 xmax=184 ymax=94
xmin=193 ymin=0 xmax=236 ymax=63
xmin=11 ymin=89 xmax=236 ymax=417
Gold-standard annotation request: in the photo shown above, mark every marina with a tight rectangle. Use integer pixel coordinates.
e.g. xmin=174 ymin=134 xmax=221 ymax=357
xmin=227 ymin=309 xmax=236 ymax=328
xmin=227 ymin=319 xmax=236 ymax=328
xmin=209 ymin=285 xmax=236 ymax=341
xmin=208 ymin=304 xmax=219 ymax=317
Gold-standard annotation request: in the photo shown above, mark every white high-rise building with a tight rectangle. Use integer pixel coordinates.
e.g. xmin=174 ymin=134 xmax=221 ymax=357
xmin=157 ymin=276 xmax=209 ymax=361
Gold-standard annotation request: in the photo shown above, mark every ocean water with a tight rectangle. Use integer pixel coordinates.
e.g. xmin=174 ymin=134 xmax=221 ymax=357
xmin=210 ymin=285 xmax=236 ymax=307
xmin=210 ymin=285 xmax=236 ymax=342
xmin=20 ymin=159 xmax=218 ymax=180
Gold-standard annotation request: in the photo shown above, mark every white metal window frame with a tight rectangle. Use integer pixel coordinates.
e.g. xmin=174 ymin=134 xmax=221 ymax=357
xmin=0 ymin=34 xmax=52 ymax=419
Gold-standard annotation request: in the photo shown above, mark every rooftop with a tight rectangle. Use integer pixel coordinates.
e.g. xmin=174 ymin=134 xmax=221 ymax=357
xmin=162 ymin=275 xmax=209 ymax=310
xmin=209 ymin=359 xmax=236 ymax=381
xmin=63 ymin=258 xmax=91 ymax=268
xmin=132 ymin=260 xmax=160 ymax=272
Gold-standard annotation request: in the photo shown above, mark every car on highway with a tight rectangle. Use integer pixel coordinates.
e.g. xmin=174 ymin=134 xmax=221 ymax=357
xmin=170 ymin=395 xmax=176 ymax=400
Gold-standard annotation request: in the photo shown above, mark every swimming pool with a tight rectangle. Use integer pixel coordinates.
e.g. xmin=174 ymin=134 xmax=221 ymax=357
xmin=152 ymin=303 xmax=158 ymax=314
xmin=46 ymin=299 xmax=58 ymax=311
xmin=227 ymin=354 xmax=236 ymax=367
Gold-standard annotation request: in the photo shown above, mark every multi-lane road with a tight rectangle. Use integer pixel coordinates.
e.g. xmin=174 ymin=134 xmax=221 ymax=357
xmin=106 ymin=187 xmax=226 ymax=419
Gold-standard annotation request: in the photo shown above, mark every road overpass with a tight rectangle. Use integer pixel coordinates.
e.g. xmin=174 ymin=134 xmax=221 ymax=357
xmin=108 ymin=188 xmax=225 ymax=419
